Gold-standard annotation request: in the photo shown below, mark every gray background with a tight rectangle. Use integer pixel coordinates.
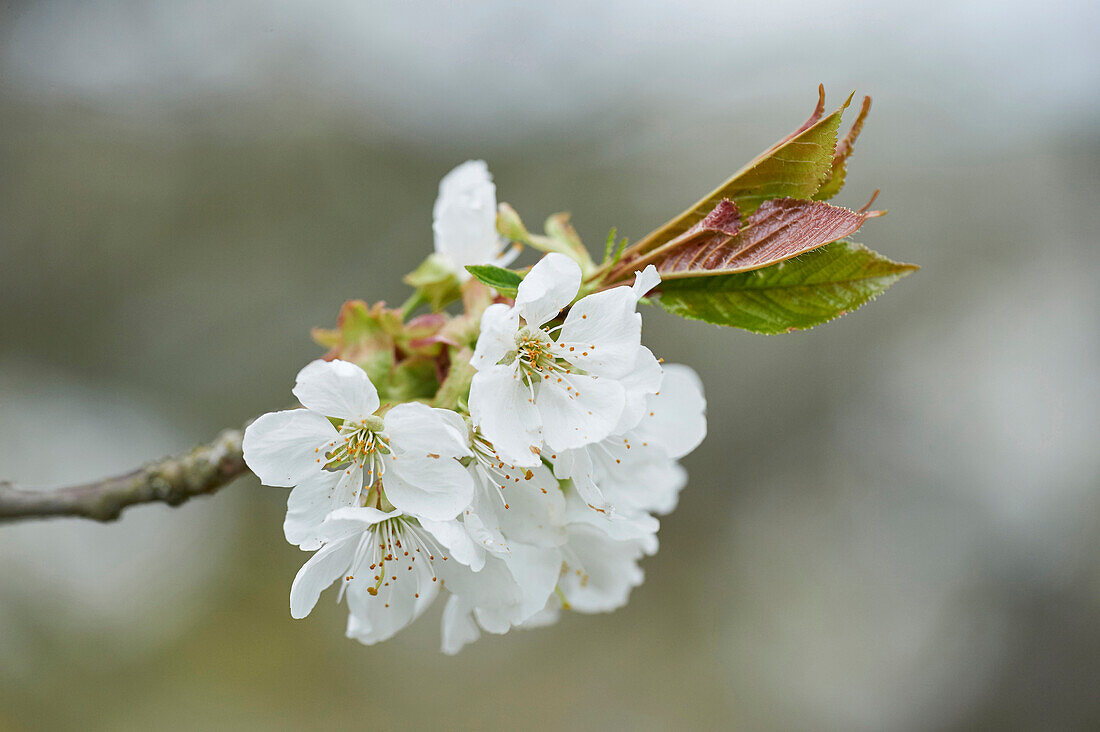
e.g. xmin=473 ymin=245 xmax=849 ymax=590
xmin=1 ymin=1 xmax=1098 ymax=729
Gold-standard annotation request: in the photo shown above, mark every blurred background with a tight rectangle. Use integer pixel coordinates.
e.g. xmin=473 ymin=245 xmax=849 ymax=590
xmin=1 ymin=1 xmax=1098 ymax=729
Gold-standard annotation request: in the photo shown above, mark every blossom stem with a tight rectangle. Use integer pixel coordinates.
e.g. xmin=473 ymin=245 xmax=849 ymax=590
xmin=0 ymin=425 xmax=253 ymax=523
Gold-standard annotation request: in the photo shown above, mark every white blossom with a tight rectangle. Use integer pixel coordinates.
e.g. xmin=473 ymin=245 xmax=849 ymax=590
xmin=242 ymin=359 xmax=474 ymax=549
xmin=552 ymin=363 xmax=707 ymax=515
xmin=468 ymin=252 xmax=661 ymax=467
xmin=243 ymin=213 xmax=707 ymax=653
xmin=432 ymin=160 xmax=516 ymax=279
xmin=437 ymin=428 xmax=569 ymax=653
xmin=290 ymin=507 xmax=474 ymax=645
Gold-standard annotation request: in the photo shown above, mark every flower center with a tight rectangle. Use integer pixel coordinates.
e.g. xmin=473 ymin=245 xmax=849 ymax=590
xmin=514 ymin=326 xmax=574 ymax=384
xmin=324 ymin=416 xmax=389 ymax=471
xmin=341 ymin=518 xmax=448 ymax=603
xmin=470 ymin=434 xmax=539 ymax=509
xmin=319 ymin=417 xmax=394 ymax=506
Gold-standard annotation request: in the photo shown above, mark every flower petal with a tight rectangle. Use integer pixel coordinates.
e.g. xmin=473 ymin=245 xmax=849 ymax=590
xmin=613 ymin=345 xmax=663 ymax=434
xmin=492 ymin=463 xmax=567 ymax=548
xmin=383 ymin=451 xmax=474 ymax=521
xmin=565 ymin=489 xmax=660 ymax=549
xmin=515 ymin=253 xmax=581 ymax=327
xmin=469 ymin=364 xmax=542 ymax=466
xmin=242 ymin=408 xmax=337 ymax=487
xmin=462 ymin=469 xmax=512 ymax=556
xmin=345 ymin=549 xmax=439 ymax=645
xmin=632 ymin=364 xmax=707 ymax=460
xmin=632 ymin=264 xmax=661 ymax=300
xmin=385 ymin=402 xmax=471 ymax=459
xmin=441 ymin=594 xmax=482 ymax=655
xmin=292 ymin=359 xmax=380 ymax=421
xmin=432 ymin=160 xmax=500 ymax=278
xmin=537 ymin=374 xmax=624 ymax=451
xmin=420 ymin=517 xmax=486 ymax=571
xmin=499 ymin=543 xmax=563 ymax=622
xmin=557 ymin=286 xmax=642 ymax=379
xmin=471 ymin=303 xmax=519 ymax=370
xmin=443 ymin=558 xmax=516 ymax=634
xmin=284 ymin=469 xmax=354 ymax=550
xmin=559 ymin=523 xmax=647 ymax=613
xmin=553 ymin=447 xmax=611 ymax=515
xmin=319 ymin=506 xmax=401 ymax=540
xmin=289 ymin=535 xmax=358 ymax=619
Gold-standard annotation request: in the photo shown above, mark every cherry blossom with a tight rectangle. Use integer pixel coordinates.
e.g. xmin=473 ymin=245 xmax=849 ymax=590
xmin=468 ymin=253 xmax=661 ymax=466
xmin=432 ymin=160 xmax=517 ymax=278
xmin=242 ymin=359 xmax=474 ymax=549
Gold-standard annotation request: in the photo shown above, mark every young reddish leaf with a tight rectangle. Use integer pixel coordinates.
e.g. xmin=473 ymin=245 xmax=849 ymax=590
xmin=653 ymin=197 xmax=879 ymax=279
xmin=628 ymin=86 xmax=851 ymax=257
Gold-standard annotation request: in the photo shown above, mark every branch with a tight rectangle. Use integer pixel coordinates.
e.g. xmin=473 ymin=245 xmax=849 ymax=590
xmin=0 ymin=426 xmax=252 ymax=523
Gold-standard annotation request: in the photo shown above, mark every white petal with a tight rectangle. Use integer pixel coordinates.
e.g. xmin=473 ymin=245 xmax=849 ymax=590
xmin=559 ymin=523 xmax=646 ymax=613
xmin=345 ymin=548 xmax=439 ymax=645
xmin=500 ymin=543 xmax=563 ymax=622
xmin=385 ymin=402 xmax=471 ymax=459
xmin=284 ymin=469 xmax=352 ymax=550
xmin=462 ymin=469 xmax=512 ymax=556
xmin=492 ymin=463 xmax=567 ymax=548
xmin=319 ymin=506 xmax=401 ymax=540
xmin=441 ymin=594 xmax=481 ymax=655
xmin=289 ymin=535 xmax=358 ymax=619
xmin=537 ymin=374 xmax=624 ymax=451
xmin=632 ymin=364 xmax=707 ymax=460
xmin=432 ymin=161 xmax=500 ymax=279
xmin=554 ymin=447 xmax=611 ymax=515
xmin=455 ymin=544 xmax=560 ymax=630
xmin=434 ymin=161 xmax=493 ymax=217
xmin=518 ymin=597 xmax=562 ymax=628
xmin=292 ymin=359 xmax=380 ymax=421
xmin=589 ymin=440 xmax=687 ymax=516
xmin=420 ymin=517 xmax=486 ymax=571
xmin=469 ymin=364 xmax=542 ymax=466
xmin=564 ymin=489 xmax=660 ymax=553
xmin=438 ymin=554 xmax=519 ymax=632
xmin=622 ymin=459 xmax=687 ymax=516
xmin=632 ymin=264 xmax=661 ymax=300
xmin=434 ymin=407 xmax=472 ymax=450
xmin=383 ymin=452 xmax=474 ymax=521
xmin=515 ymin=253 xmax=581 ymax=327
xmin=613 ymin=346 xmax=663 ymax=433
xmin=242 ymin=409 xmax=337 ymax=487
xmin=557 ymin=286 xmax=642 ymax=379
xmin=470 ymin=303 xmax=519 ymax=370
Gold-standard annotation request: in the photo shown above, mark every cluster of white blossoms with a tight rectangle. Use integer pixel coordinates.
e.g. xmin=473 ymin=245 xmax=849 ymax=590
xmin=242 ymin=161 xmax=706 ymax=653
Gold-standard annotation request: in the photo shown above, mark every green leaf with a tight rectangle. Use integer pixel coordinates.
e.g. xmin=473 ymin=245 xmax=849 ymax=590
xmin=631 ymin=86 xmax=851 ymax=255
xmin=655 ymin=241 xmax=917 ymax=334
xmin=465 ymin=264 xmax=524 ymax=296
xmin=814 ymin=95 xmax=872 ymax=201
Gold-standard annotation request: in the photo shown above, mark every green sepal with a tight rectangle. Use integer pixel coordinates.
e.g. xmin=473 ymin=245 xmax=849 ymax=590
xmin=403 ymin=253 xmax=463 ymax=312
